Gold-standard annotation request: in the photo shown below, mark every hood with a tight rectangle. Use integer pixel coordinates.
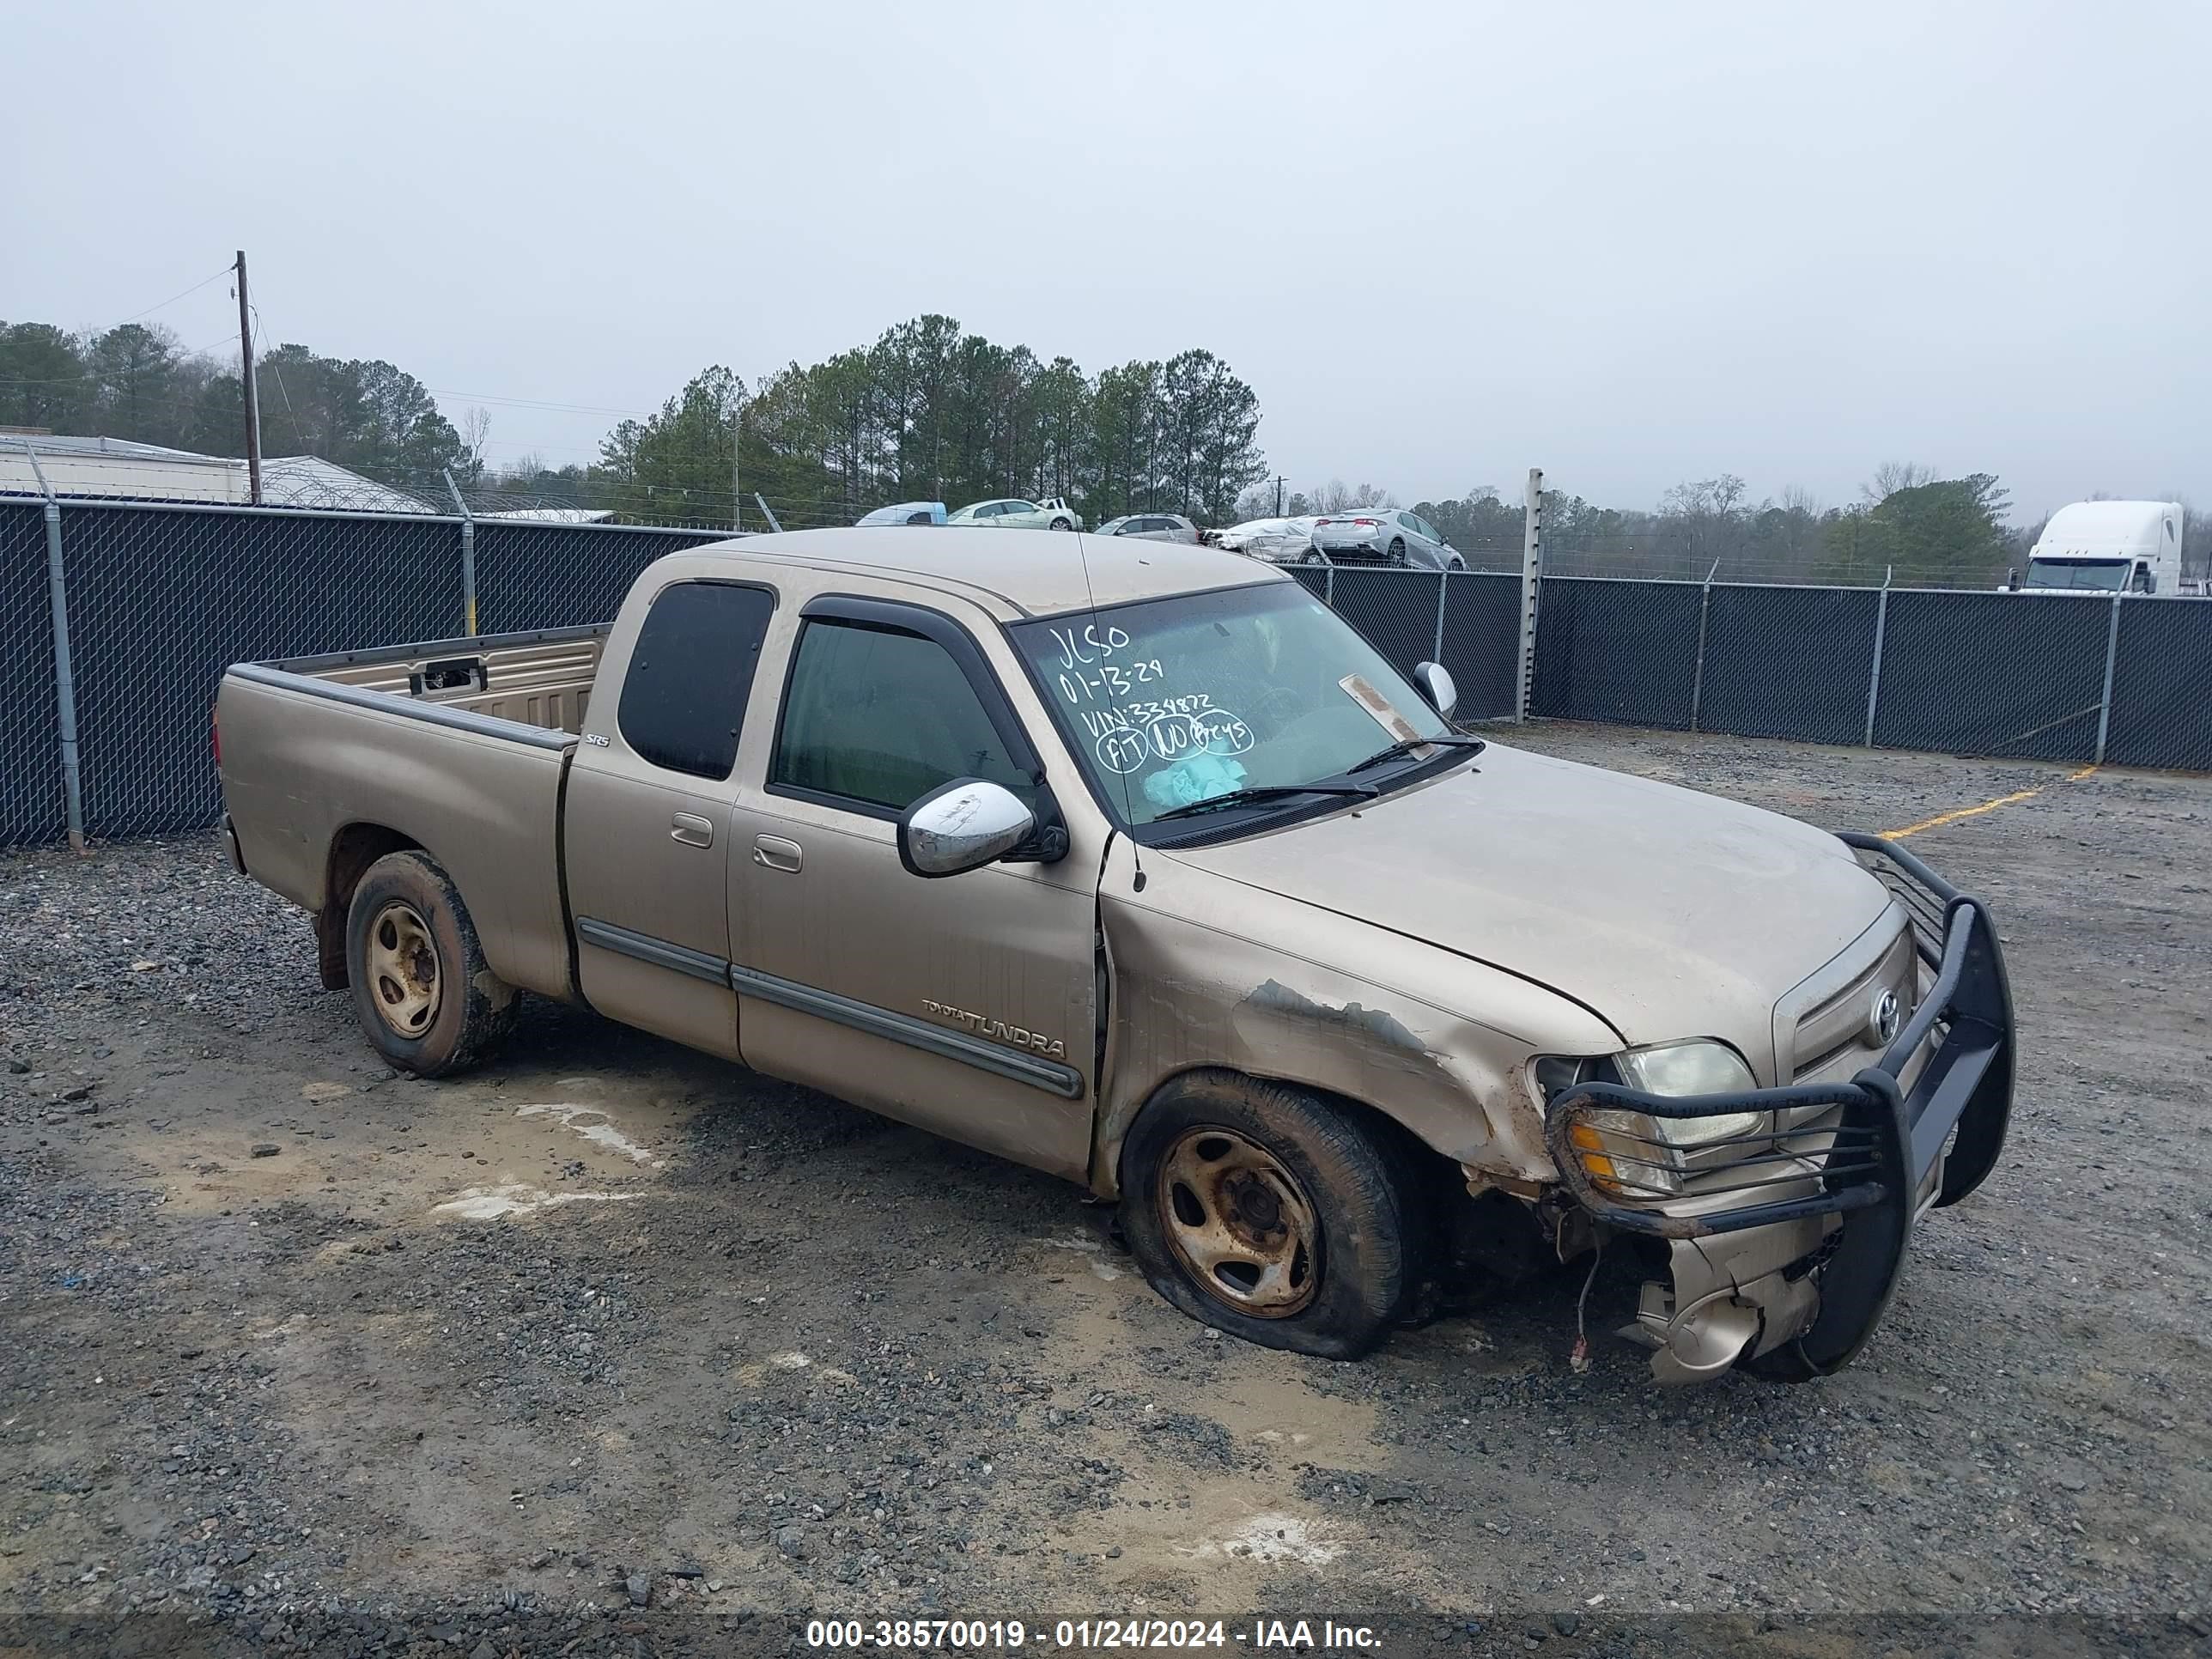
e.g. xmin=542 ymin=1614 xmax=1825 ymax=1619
xmin=1163 ymin=743 xmax=1893 ymax=1073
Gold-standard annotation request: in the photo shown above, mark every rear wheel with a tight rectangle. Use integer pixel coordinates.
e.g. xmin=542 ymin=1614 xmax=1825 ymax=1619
xmin=1050 ymin=517 xmax=1074 ymax=531
xmin=345 ymin=851 xmax=519 ymax=1077
xmin=1388 ymin=538 xmax=1407 ymax=564
xmin=1120 ymin=1073 xmax=1419 ymax=1358
xmin=1300 ymin=548 xmax=1330 ymax=567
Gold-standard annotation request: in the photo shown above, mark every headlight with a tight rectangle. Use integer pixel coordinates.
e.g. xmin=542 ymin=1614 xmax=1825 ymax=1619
xmin=1542 ymin=1042 xmax=1763 ymax=1200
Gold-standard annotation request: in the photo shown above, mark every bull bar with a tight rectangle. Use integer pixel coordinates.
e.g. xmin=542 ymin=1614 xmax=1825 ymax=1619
xmin=1542 ymin=832 xmax=2015 ymax=1380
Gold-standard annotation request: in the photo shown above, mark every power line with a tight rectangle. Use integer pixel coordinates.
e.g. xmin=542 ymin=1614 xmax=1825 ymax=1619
xmin=114 ymin=264 xmax=236 ymax=325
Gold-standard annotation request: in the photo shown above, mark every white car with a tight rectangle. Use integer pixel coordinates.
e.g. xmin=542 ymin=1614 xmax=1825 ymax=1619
xmin=1096 ymin=513 xmax=1200 ymax=544
xmin=1215 ymin=515 xmax=1322 ymax=564
xmin=947 ymin=496 xmax=1084 ymax=532
xmin=855 ymin=501 xmax=946 ymax=526
xmin=1310 ymin=507 xmax=1464 ymax=571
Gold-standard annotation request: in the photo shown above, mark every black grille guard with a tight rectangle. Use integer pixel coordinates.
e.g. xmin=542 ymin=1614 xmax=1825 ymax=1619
xmin=1543 ymin=832 xmax=2015 ymax=1380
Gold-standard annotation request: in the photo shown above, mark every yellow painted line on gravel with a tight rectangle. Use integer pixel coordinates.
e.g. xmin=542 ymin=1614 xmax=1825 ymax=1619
xmin=1885 ymin=764 xmax=2100 ymax=839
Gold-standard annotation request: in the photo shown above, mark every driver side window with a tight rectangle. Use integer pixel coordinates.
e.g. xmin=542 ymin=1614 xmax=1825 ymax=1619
xmin=770 ymin=620 xmax=1032 ymax=815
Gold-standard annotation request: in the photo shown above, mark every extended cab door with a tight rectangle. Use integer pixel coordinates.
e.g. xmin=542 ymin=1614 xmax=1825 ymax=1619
xmin=564 ymin=576 xmax=777 ymax=1060
xmin=726 ymin=592 xmax=1098 ymax=1180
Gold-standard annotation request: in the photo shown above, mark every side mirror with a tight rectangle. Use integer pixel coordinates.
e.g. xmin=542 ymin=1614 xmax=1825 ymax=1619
xmin=896 ymin=779 xmax=1036 ymax=878
xmin=1412 ymin=661 xmax=1458 ymax=720
xmin=2003 ymin=568 xmax=2019 ymax=591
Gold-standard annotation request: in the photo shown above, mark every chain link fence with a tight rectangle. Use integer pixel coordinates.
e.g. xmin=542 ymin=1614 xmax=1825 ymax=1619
xmin=473 ymin=520 xmax=726 ymax=634
xmin=2 ymin=498 xmax=2209 ymax=849
xmin=0 ymin=503 xmax=61 ymax=846
xmin=1527 ymin=575 xmax=2212 ymax=770
xmin=0 ymin=496 xmax=732 ymax=844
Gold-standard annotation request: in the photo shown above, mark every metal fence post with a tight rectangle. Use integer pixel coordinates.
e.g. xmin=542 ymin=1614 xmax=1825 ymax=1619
xmin=1863 ymin=565 xmax=1893 ymax=749
xmin=2094 ymin=591 xmax=2123 ymax=764
xmin=443 ymin=469 xmax=477 ymax=636
xmin=1323 ymin=563 xmax=1334 ymax=606
xmin=1515 ymin=468 xmax=1544 ymax=723
xmin=753 ymin=493 xmax=783 ymax=533
xmin=1431 ymin=569 xmax=1448 ymax=665
xmin=19 ymin=441 xmax=86 ymax=853
xmin=1688 ymin=559 xmax=1719 ymax=732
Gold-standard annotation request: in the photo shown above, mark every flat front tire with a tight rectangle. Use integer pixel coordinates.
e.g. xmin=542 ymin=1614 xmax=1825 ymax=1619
xmin=344 ymin=850 xmax=518 ymax=1078
xmin=1120 ymin=1072 xmax=1419 ymax=1359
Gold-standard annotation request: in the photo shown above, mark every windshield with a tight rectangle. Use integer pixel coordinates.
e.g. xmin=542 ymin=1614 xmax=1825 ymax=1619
xmin=2024 ymin=557 xmax=2128 ymax=591
xmin=1010 ymin=580 xmax=1455 ymax=834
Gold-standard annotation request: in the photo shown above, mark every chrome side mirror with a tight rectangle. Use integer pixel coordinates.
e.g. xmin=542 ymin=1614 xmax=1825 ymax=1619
xmin=1412 ymin=660 xmax=1458 ymax=720
xmin=896 ymin=779 xmax=1036 ymax=878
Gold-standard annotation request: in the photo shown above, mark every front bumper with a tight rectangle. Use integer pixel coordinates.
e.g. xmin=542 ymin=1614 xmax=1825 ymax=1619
xmin=1544 ymin=832 xmax=2015 ymax=1383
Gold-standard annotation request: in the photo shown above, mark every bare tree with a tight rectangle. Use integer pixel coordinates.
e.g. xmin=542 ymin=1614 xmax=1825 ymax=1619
xmin=1308 ymin=479 xmax=1398 ymax=514
xmin=1863 ymin=461 xmax=1935 ymax=503
xmin=459 ymin=406 xmax=492 ymax=477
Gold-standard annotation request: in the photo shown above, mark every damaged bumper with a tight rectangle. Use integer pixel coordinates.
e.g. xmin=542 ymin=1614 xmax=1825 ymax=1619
xmin=1544 ymin=833 xmax=2015 ymax=1384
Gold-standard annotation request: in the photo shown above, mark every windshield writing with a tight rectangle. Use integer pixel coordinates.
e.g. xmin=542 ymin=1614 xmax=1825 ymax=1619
xmin=1013 ymin=582 xmax=1450 ymax=831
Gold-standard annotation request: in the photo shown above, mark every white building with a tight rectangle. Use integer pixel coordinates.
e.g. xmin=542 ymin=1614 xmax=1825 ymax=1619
xmin=0 ymin=434 xmax=607 ymax=520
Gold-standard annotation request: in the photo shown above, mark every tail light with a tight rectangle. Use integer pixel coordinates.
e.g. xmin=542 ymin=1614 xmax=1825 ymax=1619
xmin=1352 ymin=517 xmax=1379 ymax=527
xmin=211 ymin=706 xmax=221 ymax=767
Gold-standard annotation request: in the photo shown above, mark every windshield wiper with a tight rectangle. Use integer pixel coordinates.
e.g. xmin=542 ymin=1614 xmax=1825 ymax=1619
xmin=1346 ymin=732 xmax=1486 ymax=774
xmin=1153 ymin=781 xmax=1376 ymax=822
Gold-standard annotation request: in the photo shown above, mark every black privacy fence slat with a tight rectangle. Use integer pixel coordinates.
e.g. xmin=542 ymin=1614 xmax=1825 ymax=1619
xmin=1532 ymin=578 xmax=1704 ymax=728
xmin=0 ymin=504 xmax=60 ymax=846
xmin=1699 ymin=585 xmax=1882 ymax=745
xmin=1871 ymin=591 xmax=2111 ymax=763
xmin=1327 ymin=569 xmax=1446 ymax=686
xmin=61 ymin=507 xmax=465 ymax=836
xmin=2 ymin=498 xmax=2210 ymax=852
xmin=474 ymin=522 xmax=728 ymax=634
xmin=2104 ymin=599 xmax=2212 ymax=771
xmin=1437 ymin=573 xmax=1520 ymax=721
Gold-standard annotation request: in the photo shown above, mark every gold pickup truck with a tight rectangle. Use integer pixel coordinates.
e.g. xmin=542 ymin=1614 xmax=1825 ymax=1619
xmin=217 ymin=527 xmax=2014 ymax=1383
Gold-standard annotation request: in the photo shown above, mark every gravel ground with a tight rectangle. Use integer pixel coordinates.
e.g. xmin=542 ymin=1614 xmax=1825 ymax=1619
xmin=2 ymin=721 xmax=2207 ymax=1659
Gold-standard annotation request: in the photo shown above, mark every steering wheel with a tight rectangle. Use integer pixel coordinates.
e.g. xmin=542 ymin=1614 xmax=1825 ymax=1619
xmin=1252 ymin=684 xmax=1307 ymax=729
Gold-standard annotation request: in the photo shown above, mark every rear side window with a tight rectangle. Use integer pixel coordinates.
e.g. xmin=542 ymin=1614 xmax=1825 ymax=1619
xmin=771 ymin=620 xmax=1030 ymax=814
xmin=617 ymin=581 xmax=775 ymax=779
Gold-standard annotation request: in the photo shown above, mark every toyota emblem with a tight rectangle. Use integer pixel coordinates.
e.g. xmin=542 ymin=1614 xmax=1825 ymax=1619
xmin=1868 ymin=988 xmax=1901 ymax=1046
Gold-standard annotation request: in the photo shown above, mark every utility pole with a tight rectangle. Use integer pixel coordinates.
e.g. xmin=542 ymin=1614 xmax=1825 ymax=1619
xmin=1273 ymin=475 xmax=1287 ymax=517
xmin=731 ymin=397 xmax=743 ymax=534
xmin=234 ymin=251 xmax=263 ymax=505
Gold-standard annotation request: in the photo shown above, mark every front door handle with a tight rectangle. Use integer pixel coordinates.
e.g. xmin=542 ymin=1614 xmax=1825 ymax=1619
xmin=671 ymin=813 xmax=714 ymax=848
xmin=753 ymin=835 xmax=802 ymax=873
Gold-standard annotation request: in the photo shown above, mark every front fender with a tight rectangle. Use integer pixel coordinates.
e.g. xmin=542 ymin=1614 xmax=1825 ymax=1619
xmin=1089 ymin=840 xmax=1616 ymax=1195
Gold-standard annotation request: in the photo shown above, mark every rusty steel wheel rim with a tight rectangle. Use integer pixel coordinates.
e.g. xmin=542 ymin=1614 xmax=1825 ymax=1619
xmin=1157 ymin=1126 xmax=1321 ymax=1317
xmin=365 ymin=900 xmax=441 ymax=1040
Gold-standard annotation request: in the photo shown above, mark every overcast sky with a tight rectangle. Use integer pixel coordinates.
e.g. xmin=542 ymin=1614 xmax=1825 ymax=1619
xmin=5 ymin=0 xmax=2205 ymax=520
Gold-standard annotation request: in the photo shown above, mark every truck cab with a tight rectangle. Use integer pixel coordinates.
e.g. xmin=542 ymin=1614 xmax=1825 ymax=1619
xmin=2010 ymin=499 xmax=2185 ymax=596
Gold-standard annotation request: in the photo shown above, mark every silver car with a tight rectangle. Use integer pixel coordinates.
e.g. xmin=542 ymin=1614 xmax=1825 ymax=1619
xmin=1096 ymin=512 xmax=1200 ymax=544
xmin=1310 ymin=507 xmax=1464 ymax=571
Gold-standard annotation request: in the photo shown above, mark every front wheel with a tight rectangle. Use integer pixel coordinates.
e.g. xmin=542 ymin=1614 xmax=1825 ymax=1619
xmin=345 ymin=850 xmax=519 ymax=1077
xmin=1119 ymin=1073 xmax=1420 ymax=1359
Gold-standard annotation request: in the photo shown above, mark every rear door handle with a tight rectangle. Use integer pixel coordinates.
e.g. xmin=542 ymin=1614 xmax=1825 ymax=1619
xmin=753 ymin=835 xmax=802 ymax=872
xmin=671 ymin=813 xmax=714 ymax=848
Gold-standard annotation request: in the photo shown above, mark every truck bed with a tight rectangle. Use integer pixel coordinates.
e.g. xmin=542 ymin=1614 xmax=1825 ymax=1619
xmin=251 ymin=626 xmax=608 ymax=736
xmin=217 ymin=627 xmax=609 ymax=1003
